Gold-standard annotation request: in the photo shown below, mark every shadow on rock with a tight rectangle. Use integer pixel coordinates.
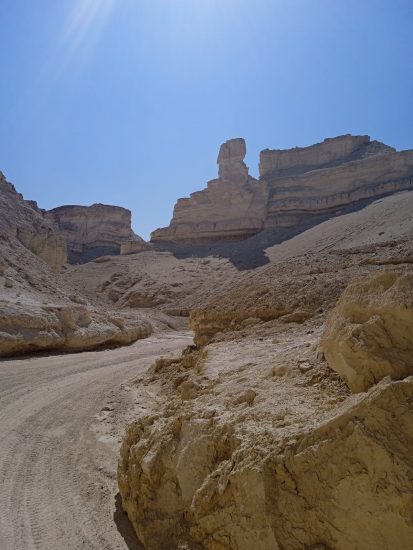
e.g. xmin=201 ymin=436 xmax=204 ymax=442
xmin=153 ymin=195 xmax=385 ymax=271
xmin=114 ymin=493 xmax=144 ymax=550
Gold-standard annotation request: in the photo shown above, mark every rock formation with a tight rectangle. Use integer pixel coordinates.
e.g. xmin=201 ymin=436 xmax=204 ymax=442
xmin=151 ymin=138 xmax=268 ymax=243
xmin=0 ymin=171 xmax=67 ymax=269
xmin=0 ymin=301 xmax=152 ymax=356
xmin=118 ymin=183 xmax=413 ymax=549
xmin=119 ymin=289 xmax=413 ymax=549
xmin=46 ymin=204 xmax=148 ymax=264
xmin=258 ymin=134 xmax=393 ymax=174
xmin=263 ymin=142 xmax=413 ymax=231
xmin=151 ymin=135 xmax=413 ymax=245
xmin=0 ymin=172 xmax=155 ymax=356
xmin=120 ymin=239 xmax=149 ymax=256
xmin=322 ymin=270 xmax=413 ymax=392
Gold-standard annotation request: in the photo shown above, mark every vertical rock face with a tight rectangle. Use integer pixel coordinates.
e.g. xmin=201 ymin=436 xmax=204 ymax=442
xmin=258 ymin=134 xmax=391 ymax=175
xmin=0 ymin=171 xmax=67 ymax=269
xmin=151 ymin=135 xmax=413 ymax=246
xmin=46 ymin=204 xmax=148 ymax=264
xmin=262 ymin=138 xmax=413 ymax=230
xmin=151 ymin=138 xmax=268 ymax=243
xmin=217 ymin=138 xmax=249 ymax=183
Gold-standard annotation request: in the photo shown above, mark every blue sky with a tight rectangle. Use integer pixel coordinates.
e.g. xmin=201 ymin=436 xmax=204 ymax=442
xmin=0 ymin=0 xmax=412 ymax=239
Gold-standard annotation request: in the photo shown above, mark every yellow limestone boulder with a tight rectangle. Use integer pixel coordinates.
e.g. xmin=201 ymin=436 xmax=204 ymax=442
xmin=322 ymin=270 xmax=413 ymax=392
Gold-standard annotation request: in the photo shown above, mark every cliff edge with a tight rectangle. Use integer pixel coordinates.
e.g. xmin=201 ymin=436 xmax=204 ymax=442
xmin=151 ymin=135 xmax=413 ymax=252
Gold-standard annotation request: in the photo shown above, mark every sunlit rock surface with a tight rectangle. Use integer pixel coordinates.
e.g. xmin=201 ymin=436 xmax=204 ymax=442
xmin=152 ymin=135 xmax=413 ymax=246
xmin=322 ymin=270 xmax=413 ymax=392
xmin=46 ymin=203 xmax=148 ymax=264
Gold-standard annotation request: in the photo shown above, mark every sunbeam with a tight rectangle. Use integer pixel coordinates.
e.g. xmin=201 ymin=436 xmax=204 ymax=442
xmin=59 ymin=0 xmax=116 ymax=70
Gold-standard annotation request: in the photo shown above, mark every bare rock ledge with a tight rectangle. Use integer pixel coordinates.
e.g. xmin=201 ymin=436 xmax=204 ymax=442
xmin=151 ymin=134 xmax=413 ymax=245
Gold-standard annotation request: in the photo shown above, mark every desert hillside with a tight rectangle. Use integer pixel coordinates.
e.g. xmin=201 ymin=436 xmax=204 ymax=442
xmin=0 ymin=173 xmax=168 ymax=356
xmin=2 ymin=3 xmax=412 ymax=549
xmin=117 ymin=189 xmax=413 ymax=549
xmin=65 ymin=188 xmax=413 ymax=323
xmin=1 ymin=136 xmax=413 ymax=550
xmin=151 ymin=135 xmax=413 ymax=269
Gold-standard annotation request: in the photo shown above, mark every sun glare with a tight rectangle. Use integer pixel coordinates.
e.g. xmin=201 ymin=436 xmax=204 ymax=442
xmin=61 ymin=0 xmax=116 ymax=65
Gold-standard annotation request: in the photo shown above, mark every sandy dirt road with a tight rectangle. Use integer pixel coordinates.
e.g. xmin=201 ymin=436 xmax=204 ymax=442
xmin=0 ymin=331 xmax=193 ymax=550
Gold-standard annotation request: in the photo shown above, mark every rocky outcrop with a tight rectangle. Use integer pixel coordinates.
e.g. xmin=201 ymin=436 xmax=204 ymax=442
xmin=264 ymin=146 xmax=413 ymax=230
xmin=322 ymin=270 xmax=413 ymax=392
xmin=0 ymin=171 xmax=67 ymax=269
xmin=151 ymin=138 xmax=268 ymax=243
xmin=119 ymin=220 xmax=413 ymax=549
xmin=120 ymin=239 xmax=150 ymax=256
xmin=258 ymin=134 xmax=394 ymax=175
xmin=118 ymin=335 xmax=413 ymax=549
xmin=151 ymin=135 xmax=413 ymax=245
xmin=0 ymin=300 xmax=152 ymax=357
xmin=46 ymin=204 xmax=148 ymax=264
xmin=0 ymin=172 xmax=156 ymax=356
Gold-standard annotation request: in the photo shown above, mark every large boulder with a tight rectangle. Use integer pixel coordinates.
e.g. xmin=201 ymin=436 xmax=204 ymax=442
xmin=322 ymin=270 xmax=413 ymax=392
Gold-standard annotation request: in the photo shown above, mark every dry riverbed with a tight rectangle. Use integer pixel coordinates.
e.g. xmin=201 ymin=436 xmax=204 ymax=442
xmin=0 ymin=331 xmax=193 ymax=550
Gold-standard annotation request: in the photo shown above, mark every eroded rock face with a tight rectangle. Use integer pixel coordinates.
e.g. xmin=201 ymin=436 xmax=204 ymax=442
xmin=269 ymin=377 xmax=413 ymax=549
xmin=264 ymin=146 xmax=413 ymax=230
xmin=0 ymin=172 xmax=156 ymax=356
xmin=0 ymin=171 xmax=67 ymax=269
xmin=217 ymin=137 xmax=249 ymax=183
xmin=120 ymin=239 xmax=149 ymax=256
xmin=118 ymin=342 xmax=413 ymax=549
xmin=322 ymin=270 xmax=413 ymax=392
xmin=118 ymin=242 xmax=413 ymax=549
xmin=151 ymin=135 xmax=413 ymax=246
xmin=258 ymin=134 xmax=392 ymax=175
xmin=46 ymin=204 xmax=147 ymax=264
xmin=151 ymin=138 xmax=268 ymax=243
xmin=0 ymin=301 xmax=152 ymax=356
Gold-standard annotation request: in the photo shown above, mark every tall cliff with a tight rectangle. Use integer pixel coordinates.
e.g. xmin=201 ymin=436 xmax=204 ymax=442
xmin=0 ymin=171 xmax=67 ymax=270
xmin=151 ymin=135 xmax=413 ymax=247
xmin=152 ymin=139 xmax=268 ymax=243
xmin=46 ymin=204 xmax=148 ymax=264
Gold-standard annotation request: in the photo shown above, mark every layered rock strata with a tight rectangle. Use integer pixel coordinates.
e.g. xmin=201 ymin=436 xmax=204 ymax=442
xmin=0 ymin=171 xmax=67 ymax=269
xmin=120 ymin=239 xmax=151 ymax=256
xmin=258 ymin=134 xmax=394 ymax=175
xmin=152 ymin=138 xmax=268 ymax=243
xmin=46 ymin=204 xmax=148 ymax=264
xmin=0 ymin=301 xmax=152 ymax=356
xmin=151 ymin=135 xmax=413 ymax=244
xmin=0 ymin=173 xmax=155 ymax=356
xmin=264 ymin=146 xmax=413 ymax=230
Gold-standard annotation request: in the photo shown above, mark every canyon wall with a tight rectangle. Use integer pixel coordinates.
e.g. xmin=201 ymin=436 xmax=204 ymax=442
xmin=151 ymin=135 xmax=413 ymax=245
xmin=46 ymin=204 xmax=148 ymax=264
xmin=258 ymin=134 xmax=394 ymax=175
xmin=0 ymin=173 xmax=155 ymax=356
xmin=264 ymin=148 xmax=413 ymax=229
xmin=0 ymin=171 xmax=67 ymax=269
xmin=151 ymin=138 xmax=268 ymax=243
